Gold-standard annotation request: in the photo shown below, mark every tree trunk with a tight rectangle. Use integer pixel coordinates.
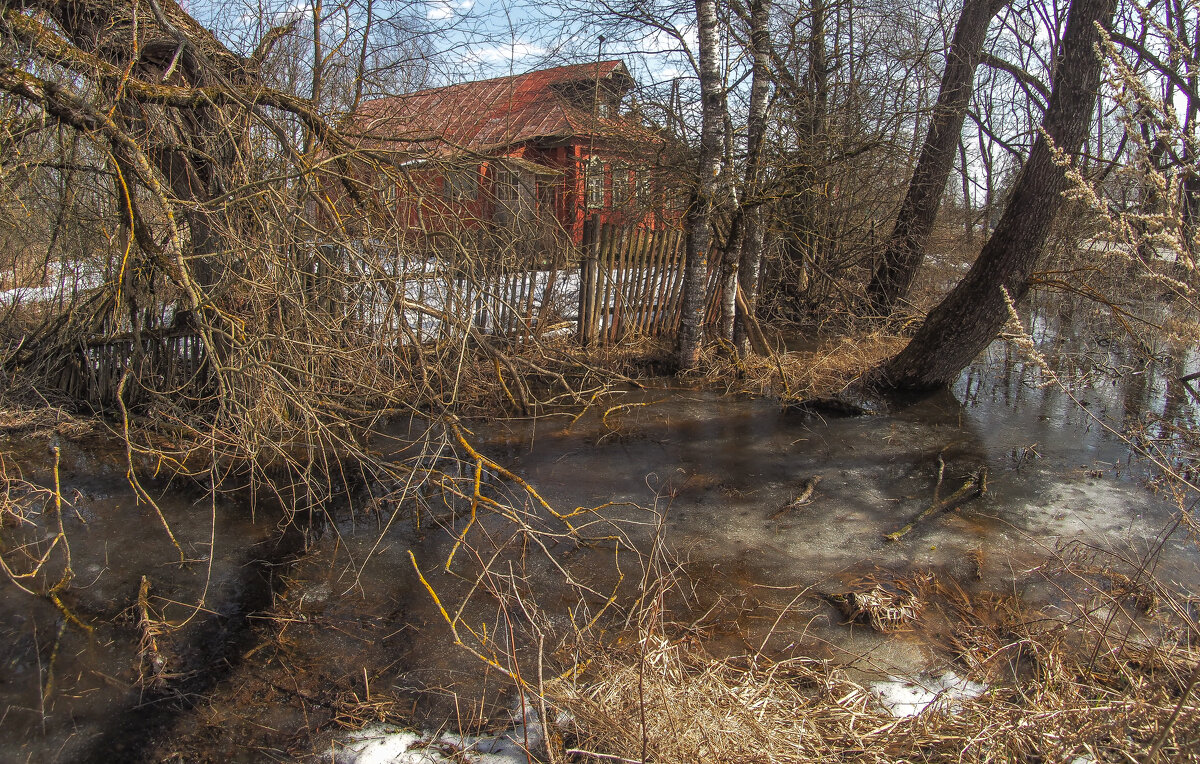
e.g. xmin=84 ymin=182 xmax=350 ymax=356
xmin=1180 ymin=2 xmax=1200 ymax=263
xmin=734 ymin=0 xmax=773 ymax=354
xmin=777 ymin=0 xmax=829 ymax=308
xmin=718 ymin=86 xmax=740 ymax=344
xmin=677 ymin=0 xmax=724 ymax=369
xmin=869 ymin=0 xmax=1118 ymax=391
xmin=865 ymin=0 xmax=1011 ymax=316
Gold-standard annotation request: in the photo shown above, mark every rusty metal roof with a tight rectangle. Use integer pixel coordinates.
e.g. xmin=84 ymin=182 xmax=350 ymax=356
xmin=348 ymin=61 xmax=648 ymax=153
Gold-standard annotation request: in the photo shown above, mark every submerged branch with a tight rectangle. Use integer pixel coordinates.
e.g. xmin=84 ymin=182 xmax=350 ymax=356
xmin=885 ymin=466 xmax=988 ymax=541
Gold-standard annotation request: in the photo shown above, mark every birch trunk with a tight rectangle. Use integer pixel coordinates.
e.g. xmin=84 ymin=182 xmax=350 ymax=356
xmin=677 ymin=0 xmax=724 ymax=369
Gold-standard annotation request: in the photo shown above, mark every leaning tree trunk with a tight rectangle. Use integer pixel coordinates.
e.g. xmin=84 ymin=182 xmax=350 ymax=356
xmin=865 ymin=0 xmax=1011 ymax=317
xmin=868 ymin=0 xmax=1118 ymax=391
xmin=677 ymin=0 xmax=724 ymax=369
xmin=734 ymin=0 xmax=773 ymax=354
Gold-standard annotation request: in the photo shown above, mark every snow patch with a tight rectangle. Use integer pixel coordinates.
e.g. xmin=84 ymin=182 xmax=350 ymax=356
xmin=332 ymin=700 xmax=545 ymax=764
xmin=871 ymin=671 xmax=987 ymax=717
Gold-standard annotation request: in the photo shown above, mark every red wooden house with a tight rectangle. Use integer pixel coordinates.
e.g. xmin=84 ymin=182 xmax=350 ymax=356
xmin=344 ymin=61 xmax=682 ymax=247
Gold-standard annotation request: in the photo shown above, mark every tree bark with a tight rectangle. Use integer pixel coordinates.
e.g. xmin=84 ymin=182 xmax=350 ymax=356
xmin=734 ymin=0 xmax=773 ymax=354
xmin=865 ymin=0 xmax=1011 ymax=316
xmin=677 ymin=0 xmax=724 ymax=369
xmin=869 ymin=0 xmax=1118 ymax=391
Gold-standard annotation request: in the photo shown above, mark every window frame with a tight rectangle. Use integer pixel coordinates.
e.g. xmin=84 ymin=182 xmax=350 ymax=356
xmin=585 ymin=159 xmax=606 ymax=209
xmin=492 ymin=167 xmax=519 ymax=202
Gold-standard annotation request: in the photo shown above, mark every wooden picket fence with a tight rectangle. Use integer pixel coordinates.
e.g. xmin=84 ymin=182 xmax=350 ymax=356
xmin=55 ymin=328 xmax=211 ymax=409
xmin=67 ymin=224 xmax=722 ymax=406
xmin=576 ymin=221 xmax=721 ymax=346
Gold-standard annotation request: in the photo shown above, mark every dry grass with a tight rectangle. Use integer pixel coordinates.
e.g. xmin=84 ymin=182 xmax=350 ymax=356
xmin=547 ymin=588 xmax=1200 ymax=763
xmin=0 ymin=402 xmax=96 ymax=439
xmin=827 ymin=571 xmax=931 ymax=633
xmin=694 ymin=331 xmax=908 ymax=402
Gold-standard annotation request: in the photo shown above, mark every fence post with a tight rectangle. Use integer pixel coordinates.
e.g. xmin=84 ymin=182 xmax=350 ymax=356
xmin=578 ymin=217 xmax=599 ymax=346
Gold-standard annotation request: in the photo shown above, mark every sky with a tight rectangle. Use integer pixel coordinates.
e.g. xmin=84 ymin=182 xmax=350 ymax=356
xmin=185 ymin=0 xmax=700 ymax=91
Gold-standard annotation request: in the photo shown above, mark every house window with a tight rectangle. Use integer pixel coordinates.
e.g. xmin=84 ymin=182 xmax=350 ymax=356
xmin=443 ymin=166 xmax=478 ymax=202
xmin=636 ymin=168 xmax=650 ymax=203
xmin=585 ymin=159 xmax=605 ymax=209
xmin=611 ymin=164 xmax=631 ymax=206
xmin=493 ymin=167 xmax=518 ymax=202
xmin=537 ymin=181 xmax=556 ymax=214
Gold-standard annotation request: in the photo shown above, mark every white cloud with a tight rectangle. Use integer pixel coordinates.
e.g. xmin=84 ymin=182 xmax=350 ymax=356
xmin=459 ymin=41 xmax=546 ymax=67
xmin=426 ymin=0 xmax=473 ymax=21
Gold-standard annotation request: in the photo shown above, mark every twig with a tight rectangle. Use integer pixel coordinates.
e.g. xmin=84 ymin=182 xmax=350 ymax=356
xmin=1182 ymin=373 xmax=1200 ymax=405
xmin=1143 ymin=661 xmax=1200 ymax=763
xmin=564 ymin=750 xmax=643 ymax=764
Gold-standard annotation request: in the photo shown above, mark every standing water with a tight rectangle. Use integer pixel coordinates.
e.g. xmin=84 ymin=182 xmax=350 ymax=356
xmin=1 ymin=300 xmax=1197 ymax=761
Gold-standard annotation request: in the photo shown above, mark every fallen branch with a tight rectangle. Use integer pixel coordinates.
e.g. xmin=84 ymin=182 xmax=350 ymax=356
xmin=769 ymin=475 xmax=822 ymax=521
xmin=885 ymin=466 xmax=987 ymax=542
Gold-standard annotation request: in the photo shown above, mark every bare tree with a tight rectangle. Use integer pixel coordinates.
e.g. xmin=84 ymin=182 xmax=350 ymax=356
xmin=868 ymin=0 xmax=1118 ymax=391
xmin=677 ymin=0 xmax=724 ymax=369
xmin=733 ymin=0 xmax=773 ymax=353
xmin=864 ymin=0 xmax=1012 ymax=317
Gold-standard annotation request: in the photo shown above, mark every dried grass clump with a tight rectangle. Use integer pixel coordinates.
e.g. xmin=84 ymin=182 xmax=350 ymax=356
xmin=0 ymin=399 xmax=96 ymax=439
xmin=828 ymin=572 xmax=931 ymax=632
xmin=547 ymin=599 xmax=1200 ymax=763
xmin=697 ymin=331 xmax=907 ymax=402
xmin=550 ymin=635 xmax=883 ymax=763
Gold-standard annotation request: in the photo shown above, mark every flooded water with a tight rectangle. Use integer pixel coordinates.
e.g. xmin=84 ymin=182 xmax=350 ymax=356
xmin=2 ymin=298 xmax=1198 ymax=761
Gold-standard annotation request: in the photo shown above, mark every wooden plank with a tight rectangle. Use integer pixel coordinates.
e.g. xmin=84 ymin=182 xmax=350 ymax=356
xmin=578 ymin=221 xmax=594 ymax=345
xmin=521 ymin=268 xmax=537 ymax=342
xmin=597 ymin=223 xmax=614 ymax=341
xmin=664 ymin=232 xmax=688 ymax=335
xmin=629 ymin=229 xmax=650 ymax=333
xmin=583 ymin=223 xmax=597 ymax=342
xmin=703 ymin=262 xmax=723 ymax=326
xmin=647 ymin=230 xmax=673 ymax=336
xmin=609 ymin=225 xmax=628 ymax=342
xmin=536 ymin=263 xmax=558 ymax=340
xmin=635 ymin=229 xmax=660 ymax=334
xmin=623 ymin=227 xmax=643 ymax=338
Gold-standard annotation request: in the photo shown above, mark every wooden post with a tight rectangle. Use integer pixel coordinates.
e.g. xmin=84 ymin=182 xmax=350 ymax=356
xmin=578 ymin=217 xmax=599 ymax=346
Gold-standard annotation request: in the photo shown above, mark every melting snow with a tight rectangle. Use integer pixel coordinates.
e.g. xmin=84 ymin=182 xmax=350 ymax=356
xmin=871 ymin=671 xmax=988 ymax=717
xmin=332 ymin=701 xmax=545 ymax=764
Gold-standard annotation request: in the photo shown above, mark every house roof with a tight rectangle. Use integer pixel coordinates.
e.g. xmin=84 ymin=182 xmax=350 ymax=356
xmin=347 ymin=61 xmax=653 ymax=154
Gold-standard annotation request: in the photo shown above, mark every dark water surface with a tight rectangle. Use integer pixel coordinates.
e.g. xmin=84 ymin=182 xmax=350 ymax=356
xmin=2 ymin=302 xmax=1197 ymax=760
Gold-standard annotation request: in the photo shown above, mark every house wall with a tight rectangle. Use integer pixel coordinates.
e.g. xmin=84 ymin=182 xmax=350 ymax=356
xmin=374 ymin=140 xmax=680 ymax=251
